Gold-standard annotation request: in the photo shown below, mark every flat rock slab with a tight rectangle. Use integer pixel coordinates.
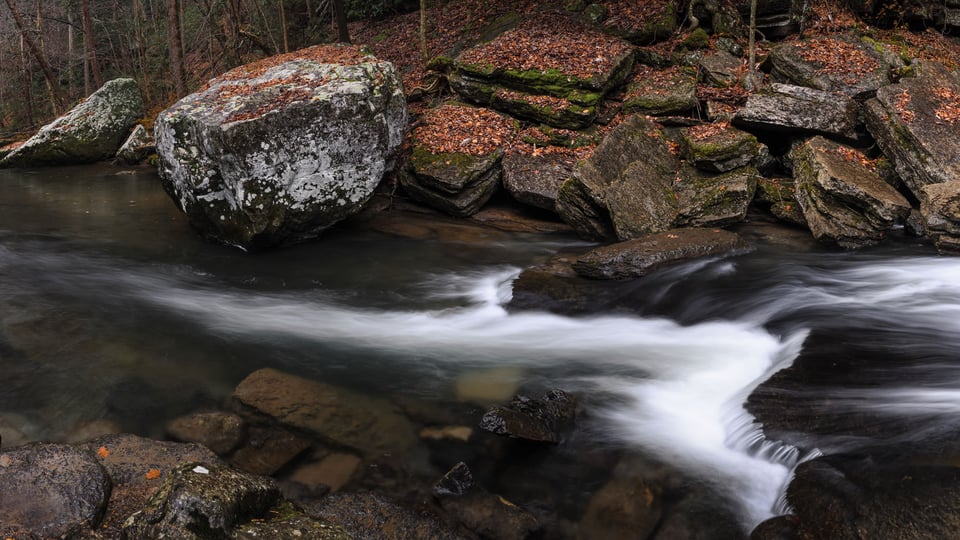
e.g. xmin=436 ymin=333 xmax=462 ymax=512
xmin=572 ymin=228 xmax=750 ymax=280
xmin=0 ymin=443 xmax=110 ymax=538
xmin=674 ymin=165 xmax=759 ymax=228
xmin=502 ymin=151 xmax=575 ymax=211
xmin=769 ymin=34 xmax=898 ymax=99
xmin=232 ymin=368 xmax=417 ymax=458
xmin=622 ymin=66 xmax=698 ymax=116
xmin=734 ymin=83 xmax=860 ymax=140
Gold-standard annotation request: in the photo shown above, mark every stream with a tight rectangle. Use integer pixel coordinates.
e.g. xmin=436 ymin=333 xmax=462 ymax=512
xmin=2 ymin=164 xmax=959 ymax=534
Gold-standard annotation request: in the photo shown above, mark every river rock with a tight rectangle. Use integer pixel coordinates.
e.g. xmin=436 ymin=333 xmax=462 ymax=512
xmin=578 ymin=474 xmax=663 ymax=540
xmin=114 ymin=124 xmax=155 ymax=165
xmin=556 ymin=115 xmax=679 ymax=241
xmin=622 ymin=66 xmax=698 ymax=116
xmin=155 ymin=45 xmax=406 ymax=249
xmin=920 ymin=180 xmax=960 ymax=252
xmin=572 ymin=228 xmax=750 ymax=280
xmin=479 ymin=389 xmax=577 ymax=443
xmin=508 ymin=251 xmax=622 ymax=314
xmin=0 ymin=443 xmax=110 ymax=538
xmin=786 ymin=455 xmax=960 ymax=539
xmin=750 ymin=515 xmax=799 ymax=539
xmin=502 ymin=152 xmax=574 ymax=211
xmin=231 ymin=424 xmax=312 ymax=476
xmin=305 ymin=492 xmax=469 ymax=540
xmin=768 ymin=34 xmax=898 ymax=99
xmin=790 ymin=136 xmax=911 ymax=248
xmin=285 ymin=452 xmax=362 ymax=493
xmin=165 ymin=410 xmax=246 ymax=455
xmin=680 ymin=123 xmax=760 ymax=173
xmin=674 ymin=165 xmax=758 ymax=228
xmin=863 ymin=61 xmax=960 ymax=201
xmin=451 ymin=17 xmax=634 ymax=128
xmin=232 ymin=368 xmax=418 ymax=458
xmin=122 ymin=461 xmax=282 ymax=539
xmin=433 ymin=462 xmax=540 ymax=540
xmin=0 ymin=78 xmax=144 ymax=167
xmin=733 ymin=83 xmax=860 ymax=141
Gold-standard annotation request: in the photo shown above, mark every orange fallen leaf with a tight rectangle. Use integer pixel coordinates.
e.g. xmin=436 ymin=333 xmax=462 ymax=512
xmin=145 ymin=469 xmax=161 ymax=480
xmin=97 ymin=446 xmax=110 ymax=458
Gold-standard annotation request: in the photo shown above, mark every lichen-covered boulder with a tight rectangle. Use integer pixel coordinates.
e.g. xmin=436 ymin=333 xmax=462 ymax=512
xmin=791 ymin=136 xmax=911 ymax=248
xmin=863 ymin=61 xmax=960 ymax=201
xmin=0 ymin=78 xmax=144 ymax=167
xmin=556 ymin=115 xmax=679 ymax=241
xmin=115 ymin=124 xmax=155 ymax=165
xmin=733 ymin=83 xmax=860 ymax=140
xmin=920 ymin=181 xmax=960 ymax=252
xmin=155 ymin=45 xmax=406 ymax=250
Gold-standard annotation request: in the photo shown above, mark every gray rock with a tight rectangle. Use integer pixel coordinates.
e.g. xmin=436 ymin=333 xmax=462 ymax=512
xmin=622 ymin=66 xmax=698 ymax=116
xmin=0 ymin=443 xmax=110 ymax=538
xmin=791 ymin=136 xmax=911 ymax=248
xmin=122 ymin=462 xmax=282 ymax=539
xmin=768 ymin=35 xmax=899 ymax=99
xmin=305 ymin=492 xmax=470 ymax=540
xmin=479 ymin=389 xmax=577 ymax=443
xmin=502 ymin=152 xmax=574 ymax=211
xmin=572 ymin=228 xmax=750 ymax=280
xmin=680 ymin=124 xmax=760 ymax=172
xmin=0 ymin=78 xmax=144 ymax=167
xmin=863 ymin=61 xmax=960 ymax=201
xmin=920 ymin=181 xmax=960 ymax=252
xmin=698 ymin=49 xmax=743 ymax=87
xmin=115 ymin=124 xmax=155 ymax=165
xmin=733 ymin=83 xmax=860 ymax=141
xmin=165 ymin=411 xmax=246 ymax=455
xmin=232 ymin=368 xmax=418 ymax=458
xmin=556 ymin=115 xmax=679 ymax=241
xmin=674 ymin=165 xmax=758 ymax=228
xmin=155 ymin=46 xmax=406 ymax=250
xmin=433 ymin=462 xmax=540 ymax=540
xmin=400 ymin=146 xmax=503 ymax=218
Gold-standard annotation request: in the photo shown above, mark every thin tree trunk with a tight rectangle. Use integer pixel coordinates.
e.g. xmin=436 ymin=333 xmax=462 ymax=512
xmin=3 ymin=0 xmax=66 ymax=112
xmin=419 ymin=0 xmax=427 ymax=62
xmin=279 ymin=0 xmax=288 ymax=53
xmin=332 ymin=0 xmax=348 ymax=43
xmin=35 ymin=0 xmax=59 ymax=113
xmin=81 ymin=0 xmax=104 ymax=90
xmin=746 ymin=0 xmax=758 ymax=90
xmin=67 ymin=9 xmax=75 ymax=96
xmin=19 ymin=35 xmax=35 ymax=126
xmin=167 ymin=0 xmax=187 ymax=97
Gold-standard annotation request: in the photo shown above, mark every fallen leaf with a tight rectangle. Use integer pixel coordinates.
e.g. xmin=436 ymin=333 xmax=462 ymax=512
xmin=97 ymin=446 xmax=110 ymax=458
xmin=145 ymin=469 xmax=161 ymax=480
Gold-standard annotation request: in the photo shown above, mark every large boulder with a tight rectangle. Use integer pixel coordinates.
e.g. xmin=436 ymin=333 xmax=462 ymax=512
xmin=155 ymin=45 xmax=406 ymax=249
xmin=556 ymin=115 xmax=679 ymax=241
xmin=790 ymin=136 xmax=911 ymax=248
xmin=0 ymin=443 xmax=111 ymax=538
xmin=863 ymin=61 xmax=960 ymax=201
xmin=733 ymin=83 xmax=860 ymax=141
xmin=0 ymin=78 xmax=144 ymax=167
xmin=920 ymin=181 xmax=960 ymax=252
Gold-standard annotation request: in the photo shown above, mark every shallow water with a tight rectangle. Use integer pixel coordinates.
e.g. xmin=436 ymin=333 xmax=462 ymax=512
xmin=2 ymin=164 xmax=959 ymax=533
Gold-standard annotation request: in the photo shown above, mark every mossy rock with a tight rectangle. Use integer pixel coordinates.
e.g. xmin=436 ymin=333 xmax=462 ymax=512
xmin=674 ymin=165 xmax=758 ymax=228
xmin=622 ymin=68 xmax=697 ymax=116
xmin=402 ymin=147 xmax=504 ymax=217
xmin=681 ymin=124 xmax=760 ymax=172
xmin=449 ymin=73 xmax=597 ymax=129
xmin=682 ymin=28 xmax=710 ymax=50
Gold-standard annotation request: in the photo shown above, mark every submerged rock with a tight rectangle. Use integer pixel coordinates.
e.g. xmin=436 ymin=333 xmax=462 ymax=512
xmin=790 ymin=136 xmax=910 ymax=248
xmin=433 ymin=462 xmax=540 ymax=540
xmin=572 ymin=228 xmax=750 ymax=280
xmin=230 ymin=424 xmax=312 ymax=476
xmin=305 ymin=492 xmax=468 ymax=540
xmin=0 ymin=78 xmax=144 ymax=167
xmin=734 ymin=83 xmax=860 ymax=141
xmin=578 ymin=469 xmax=663 ymax=540
xmin=479 ymin=389 xmax=577 ymax=443
xmin=165 ymin=410 xmax=246 ymax=455
xmin=155 ymin=45 xmax=406 ymax=249
xmin=114 ymin=124 xmax=155 ymax=165
xmin=0 ymin=443 xmax=110 ymax=538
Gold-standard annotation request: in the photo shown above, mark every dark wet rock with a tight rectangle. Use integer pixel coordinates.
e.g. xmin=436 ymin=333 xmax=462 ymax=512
xmin=787 ymin=455 xmax=960 ymax=540
xmin=674 ymin=165 xmax=758 ymax=228
xmin=400 ymin=137 xmax=503 ymax=218
xmin=114 ymin=124 xmax=155 ymax=165
xmin=305 ymin=492 xmax=470 ymax=540
xmin=0 ymin=78 xmax=144 ymax=168
xmin=232 ymin=368 xmax=418 ymax=458
xmin=233 ymin=514 xmax=353 ymax=539
xmin=733 ymin=83 xmax=860 ymax=141
xmin=165 ymin=411 xmax=246 ymax=455
xmin=508 ymin=251 xmax=621 ymax=314
xmin=556 ymin=115 xmax=679 ymax=241
xmin=451 ymin=18 xmax=634 ymax=128
xmin=122 ymin=461 xmax=282 ymax=539
xmin=863 ymin=61 xmax=960 ymax=201
xmin=230 ymin=424 xmax=311 ymax=476
xmin=790 ymin=136 xmax=911 ymax=248
xmin=479 ymin=389 xmax=577 ymax=443
xmin=920 ymin=180 xmax=960 ymax=252
xmin=652 ymin=489 xmax=746 ymax=540
xmin=578 ymin=472 xmax=662 ymax=540
xmin=572 ymin=228 xmax=750 ymax=280
xmin=698 ymin=50 xmax=743 ymax=87
xmin=0 ymin=443 xmax=110 ymax=538
xmin=749 ymin=515 xmax=800 ymax=540
xmin=622 ymin=67 xmax=698 ymax=116
xmin=433 ymin=462 xmax=540 ymax=540
xmin=501 ymin=152 xmax=575 ymax=211
xmin=768 ymin=34 xmax=899 ymax=99
xmin=680 ymin=124 xmax=760 ymax=173
xmin=756 ymin=177 xmax=807 ymax=226
xmin=154 ymin=46 xmax=406 ymax=250
xmin=468 ymin=205 xmax=575 ymax=234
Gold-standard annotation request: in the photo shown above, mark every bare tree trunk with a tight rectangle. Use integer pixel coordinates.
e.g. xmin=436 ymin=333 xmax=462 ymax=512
xmin=3 ymin=0 xmax=66 ymax=113
xmin=19 ymin=35 xmax=35 ymax=126
xmin=81 ymin=0 xmax=103 ymax=91
xmin=133 ymin=0 xmax=152 ymax=103
xmin=419 ymin=0 xmax=427 ymax=62
xmin=746 ymin=0 xmax=759 ymax=90
xmin=167 ymin=0 xmax=187 ymax=97
xmin=332 ymin=0 xmax=349 ymax=43
xmin=278 ymin=0 xmax=288 ymax=52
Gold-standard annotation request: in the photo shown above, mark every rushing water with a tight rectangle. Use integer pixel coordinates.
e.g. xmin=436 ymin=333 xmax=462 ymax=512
xmin=2 ymin=165 xmax=960 ymax=533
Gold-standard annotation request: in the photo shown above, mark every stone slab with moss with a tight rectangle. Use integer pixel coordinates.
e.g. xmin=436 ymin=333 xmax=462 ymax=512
xmin=681 ymin=124 xmax=760 ymax=172
xmin=674 ymin=165 xmax=759 ymax=228
xmin=733 ymin=83 xmax=860 ymax=141
xmin=622 ymin=67 xmax=697 ymax=116
xmin=400 ymin=146 xmax=504 ymax=218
